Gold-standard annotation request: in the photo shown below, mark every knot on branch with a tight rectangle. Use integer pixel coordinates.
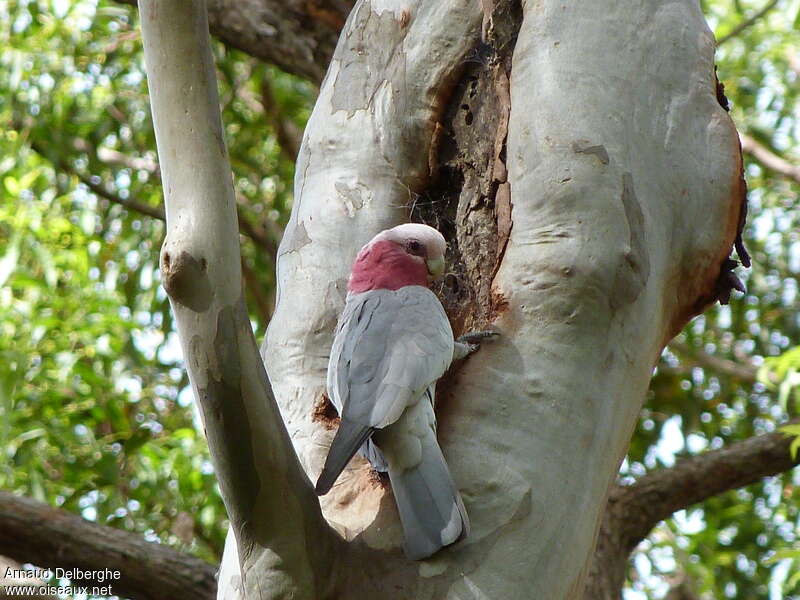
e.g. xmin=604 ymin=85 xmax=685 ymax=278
xmin=160 ymin=248 xmax=213 ymax=311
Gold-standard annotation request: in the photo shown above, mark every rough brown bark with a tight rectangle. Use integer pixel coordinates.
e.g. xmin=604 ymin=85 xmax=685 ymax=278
xmin=0 ymin=491 xmax=217 ymax=600
xmin=584 ymin=426 xmax=799 ymax=599
xmin=416 ymin=0 xmax=521 ymax=336
xmin=123 ymin=0 xmax=352 ymax=83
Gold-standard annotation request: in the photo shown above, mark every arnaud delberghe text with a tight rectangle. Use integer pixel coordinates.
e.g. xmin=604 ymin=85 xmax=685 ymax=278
xmin=4 ymin=567 xmax=122 ymax=583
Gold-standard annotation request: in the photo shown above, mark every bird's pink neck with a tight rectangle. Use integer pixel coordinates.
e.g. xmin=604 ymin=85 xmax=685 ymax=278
xmin=348 ymin=240 xmax=428 ymax=293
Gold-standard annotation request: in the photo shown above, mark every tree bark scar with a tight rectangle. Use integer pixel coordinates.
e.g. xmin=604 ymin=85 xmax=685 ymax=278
xmin=714 ymin=66 xmax=730 ymax=112
xmin=609 ymin=173 xmax=650 ymax=310
xmin=192 ymin=305 xmax=260 ymax=528
xmin=491 ymin=65 xmax=513 ymax=282
xmin=732 ymin=140 xmax=751 ymax=269
xmin=312 ymin=394 xmax=340 ymax=430
xmin=658 ymin=65 xmax=750 ymax=343
xmin=494 ymin=181 xmax=512 ymax=279
xmin=330 ymin=3 xmax=407 ymax=117
xmin=571 ymin=140 xmax=610 ymax=165
xmin=160 ymin=249 xmax=213 ymax=311
xmin=282 ymin=220 xmax=312 ymax=254
xmin=709 ymin=71 xmax=750 ymax=303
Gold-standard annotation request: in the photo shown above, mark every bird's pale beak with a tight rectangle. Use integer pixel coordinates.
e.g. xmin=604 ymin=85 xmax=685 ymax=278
xmin=426 ymin=256 xmax=445 ymax=279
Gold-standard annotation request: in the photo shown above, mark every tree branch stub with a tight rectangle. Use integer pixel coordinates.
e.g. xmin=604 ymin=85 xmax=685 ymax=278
xmin=139 ymin=1 xmax=334 ymax=598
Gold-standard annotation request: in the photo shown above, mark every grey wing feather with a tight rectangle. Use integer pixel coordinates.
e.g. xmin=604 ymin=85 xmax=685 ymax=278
xmin=380 ymin=386 xmax=469 ymax=559
xmin=342 ymin=288 xmax=453 ymax=427
xmin=390 ymin=440 xmax=470 ymax=560
xmin=315 ymin=419 xmax=374 ymax=495
xmin=319 ymin=287 xmax=453 ymax=487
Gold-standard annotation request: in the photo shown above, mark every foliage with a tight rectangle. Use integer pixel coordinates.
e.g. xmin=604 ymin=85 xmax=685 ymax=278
xmin=0 ymin=0 xmax=798 ymax=598
xmin=624 ymin=1 xmax=800 ymax=598
xmin=0 ymin=0 xmax=313 ymax=569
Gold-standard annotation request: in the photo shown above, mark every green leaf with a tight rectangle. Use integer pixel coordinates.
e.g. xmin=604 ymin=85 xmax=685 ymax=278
xmin=780 ymin=425 xmax=800 ymax=460
xmin=3 ymin=176 xmax=20 ymax=197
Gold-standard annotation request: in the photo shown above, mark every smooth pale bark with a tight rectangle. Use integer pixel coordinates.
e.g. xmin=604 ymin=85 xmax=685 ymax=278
xmin=264 ymin=0 xmax=483 ymax=547
xmin=141 ymin=0 xmax=743 ymax=597
xmin=139 ymin=2 xmax=335 ymax=599
xmin=464 ymin=2 xmax=743 ymax=596
xmin=254 ymin=0 xmax=743 ymax=599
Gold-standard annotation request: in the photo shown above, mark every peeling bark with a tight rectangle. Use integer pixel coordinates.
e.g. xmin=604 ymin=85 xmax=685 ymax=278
xmin=481 ymin=2 xmax=743 ymax=594
xmin=257 ymin=0 xmax=745 ymax=597
xmin=413 ymin=0 xmax=521 ymax=336
xmin=263 ymin=1 xmax=483 ymax=559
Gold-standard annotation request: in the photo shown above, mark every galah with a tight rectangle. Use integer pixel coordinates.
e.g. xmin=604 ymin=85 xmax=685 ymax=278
xmin=316 ymin=223 xmax=492 ymax=560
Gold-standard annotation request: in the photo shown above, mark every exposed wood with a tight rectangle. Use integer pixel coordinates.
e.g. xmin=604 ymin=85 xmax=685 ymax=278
xmin=416 ymin=0 xmax=521 ymax=334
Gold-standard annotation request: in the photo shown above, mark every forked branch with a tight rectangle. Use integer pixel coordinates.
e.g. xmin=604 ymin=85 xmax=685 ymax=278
xmin=138 ymin=1 xmax=334 ymax=597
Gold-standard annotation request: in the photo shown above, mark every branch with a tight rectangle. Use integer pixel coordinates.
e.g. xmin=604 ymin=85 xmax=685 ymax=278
xmin=30 ymin=138 xmax=279 ymax=256
xmin=117 ymin=0 xmax=351 ymax=83
xmin=216 ymin=63 xmax=301 ymax=163
xmin=72 ymin=137 xmax=159 ymax=175
xmin=716 ymin=0 xmax=779 ymax=45
xmin=240 ymin=257 xmax=273 ymax=323
xmin=235 ymin=201 xmax=278 ymax=255
xmin=668 ymin=340 xmax=760 ymax=383
xmin=740 ymin=133 xmax=800 ymax=185
xmin=618 ymin=425 xmax=797 ymax=549
xmin=585 ymin=425 xmax=799 ymax=599
xmin=139 ymin=2 xmax=333 ymax=597
xmin=260 ymin=77 xmax=302 ymax=161
xmin=31 ymin=138 xmax=166 ymax=220
xmin=0 ymin=491 xmax=216 ymax=600
xmin=79 ymin=171 xmax=167 ymax=220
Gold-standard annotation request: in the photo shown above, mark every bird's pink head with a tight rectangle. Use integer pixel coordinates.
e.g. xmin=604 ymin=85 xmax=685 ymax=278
xmin=348 ymin=224 xmax=447 ymax=293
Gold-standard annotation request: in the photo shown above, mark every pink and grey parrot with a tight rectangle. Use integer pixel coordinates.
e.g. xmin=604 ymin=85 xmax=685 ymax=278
xmin=315 ymin=223 xmax=487 ymax=560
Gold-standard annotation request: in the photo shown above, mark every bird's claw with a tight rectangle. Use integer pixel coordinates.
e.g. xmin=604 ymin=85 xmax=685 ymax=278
xmin=453 ymin=330 xmax=499 ymax=360
xmin=456 ymin=330 xmax=500 ymax=345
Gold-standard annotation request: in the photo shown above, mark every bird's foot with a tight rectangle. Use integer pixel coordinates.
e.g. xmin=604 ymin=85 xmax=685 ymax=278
xmin=453 ymin=330 xmax=499 ymax=360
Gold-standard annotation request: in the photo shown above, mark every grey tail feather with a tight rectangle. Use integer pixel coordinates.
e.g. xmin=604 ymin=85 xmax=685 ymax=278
xmin=389 ymin=443 xmax=470 ymax=560
xmin=315 ymin=419 xmax=374 ymax=496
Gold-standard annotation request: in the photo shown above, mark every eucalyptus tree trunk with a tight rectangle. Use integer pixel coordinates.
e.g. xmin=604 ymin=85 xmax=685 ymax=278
xmin=141 ymin=0 xmax=745 ymax=599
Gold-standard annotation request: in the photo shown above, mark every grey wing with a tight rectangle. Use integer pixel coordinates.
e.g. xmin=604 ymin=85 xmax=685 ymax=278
xmin=330 ymin=287 xmax=454 ymax=429
xmin=317 ymin=288 xmax=452 ymax=492
xmin=326 ymin=293 xmax=388 ymax=471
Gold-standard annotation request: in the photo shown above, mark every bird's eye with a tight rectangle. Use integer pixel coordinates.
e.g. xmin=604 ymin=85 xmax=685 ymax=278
xmin=405 ymin=239 xmax=425 ymax=256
